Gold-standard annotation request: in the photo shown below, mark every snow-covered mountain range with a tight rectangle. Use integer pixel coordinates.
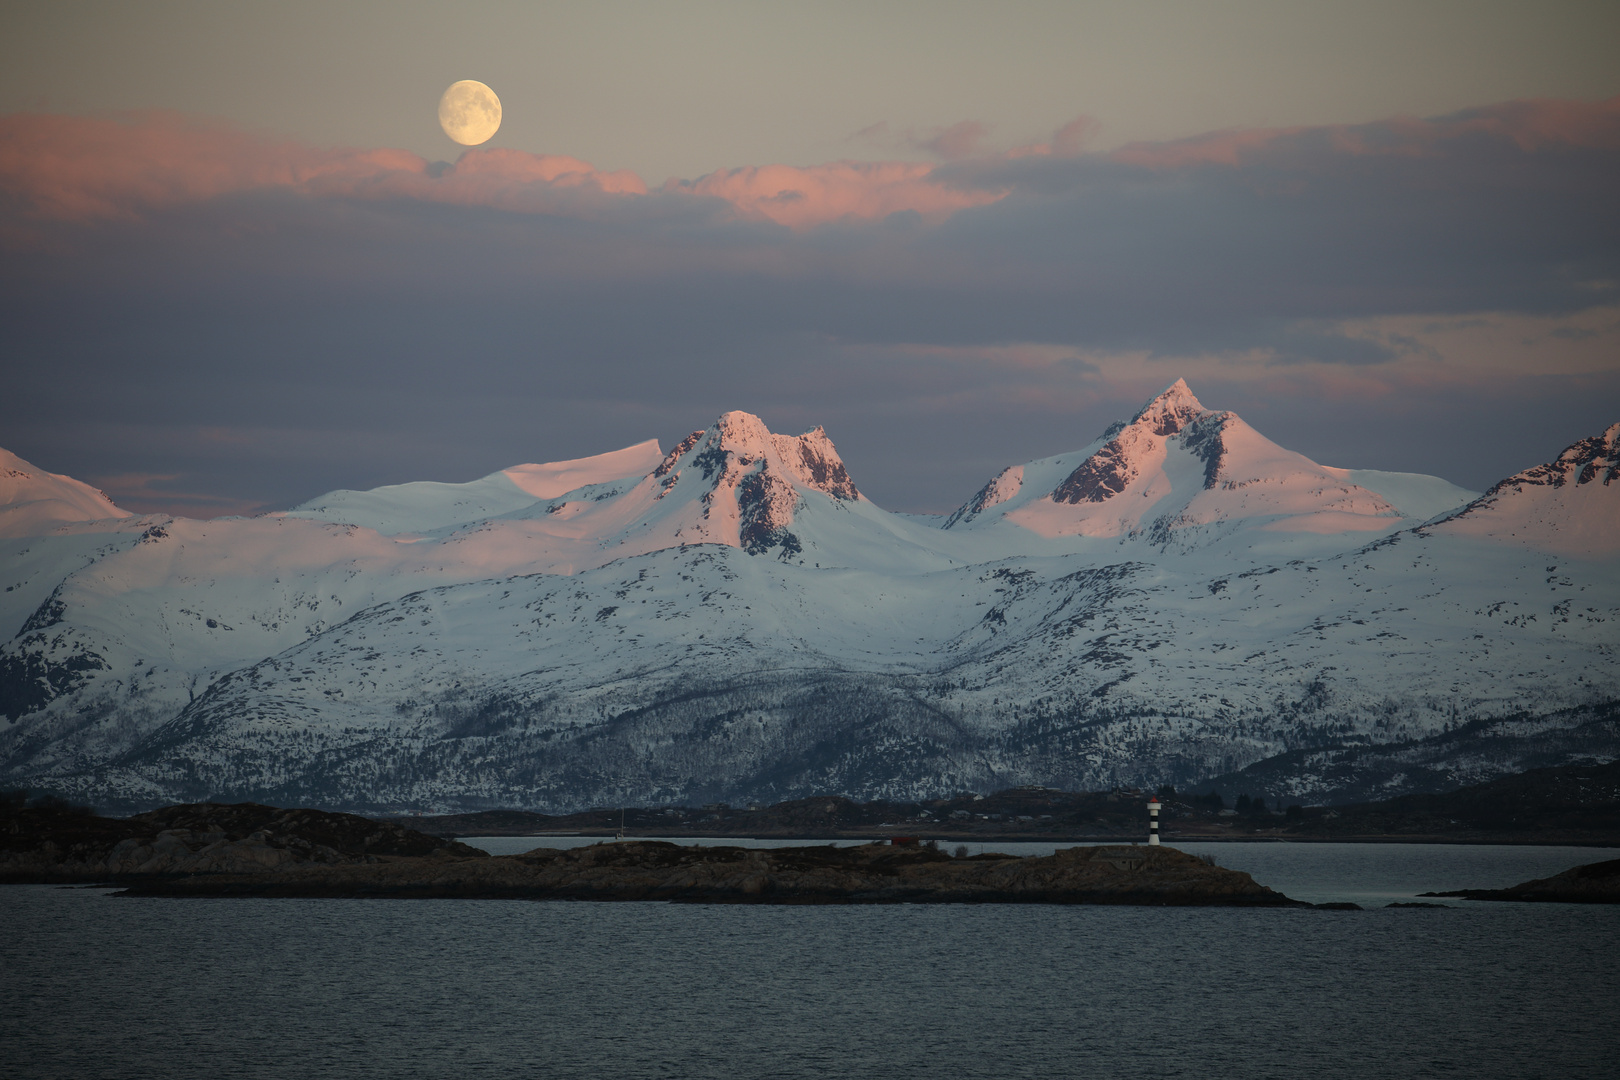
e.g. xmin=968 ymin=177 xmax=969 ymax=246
xmin=3 ymin=382 xmax=1616 ymax=811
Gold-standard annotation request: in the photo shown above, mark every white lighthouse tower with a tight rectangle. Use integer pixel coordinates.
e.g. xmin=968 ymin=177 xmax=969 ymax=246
xmin=1147 ymin=796 xmax=1161 ymax=846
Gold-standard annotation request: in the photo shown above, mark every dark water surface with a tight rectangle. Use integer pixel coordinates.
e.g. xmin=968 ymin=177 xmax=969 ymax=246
xmin=6 ymin=844 xmax=1618 ymax=1080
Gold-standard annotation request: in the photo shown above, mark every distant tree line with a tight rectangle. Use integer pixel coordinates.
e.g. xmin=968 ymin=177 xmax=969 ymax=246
xmin=1155 ymin=784 xmax=1303 ymax=819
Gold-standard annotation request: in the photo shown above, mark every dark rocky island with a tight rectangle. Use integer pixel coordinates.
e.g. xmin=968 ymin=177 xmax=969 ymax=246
xmin=114 ymin=838 xmax=1301 ymax=905
xmin=1 ymin=799 xmax=480 ymax=883
xmin=4 ymin=798 xmax=1301 ymax=905
xmin=1422 ymin=857 xmax=1620 ymax=904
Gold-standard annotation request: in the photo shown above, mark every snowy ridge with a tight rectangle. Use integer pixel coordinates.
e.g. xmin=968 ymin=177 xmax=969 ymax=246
xmin=1319 ymin=468 xmax=1479 ymax=524
xmin=1424 ymin=422 xmax=1620 ymax=557
xmin=0 ymin=447 xmax=132 ymax=539
xmin=944 ymin=465 xmax=1023 ymax=528
xmin=280 ymin=440 xmax=665 ymax=536
xmin=1 ymin=385 xmax=1615 ymax=811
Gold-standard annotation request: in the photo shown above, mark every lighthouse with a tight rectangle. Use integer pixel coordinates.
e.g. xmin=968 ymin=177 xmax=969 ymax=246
xmin=1147 ymin=796 xmax=1161 ymax=846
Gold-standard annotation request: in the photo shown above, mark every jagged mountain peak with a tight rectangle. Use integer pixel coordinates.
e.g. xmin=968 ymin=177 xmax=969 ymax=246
xmin=941 ymin=381 xmax=1452 ymax=549
xmin=948 ymin=381 xmax=1226 ymax=530
xmin=1127 ymin=378 xmax=1210 ymax=437
xmin=658 ymin=411 xmax=860 ymax=504
xmin=613 ymin=411 xmax=866 ymax=558
xmin=1458 ymin=421 xmax=1619 ymax=505
xmin=710 ymin=409 xmax=778 ymax=454
xmin=1426 ymin=420 xmax=1620 ymax=557
xmin=4 ymin=414 xmax=1618 ymax=812
xmin=1054 ymin=383 xmax=1229 ymax=507
xmin=1484 ymin=421 xmax=1619 ymax=494
xmin=771 ymin=425 xmax=860 ymax=502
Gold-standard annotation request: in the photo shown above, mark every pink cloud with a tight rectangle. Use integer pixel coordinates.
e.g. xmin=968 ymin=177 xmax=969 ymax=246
xmin=4 ymin=98 xmax=1613 ymax=234
xmin=0 ymin=111 xmax=1000 ymax=231
xmin=0 ymin=111 xmax=646 ymax=223
xmin=669 ymin=160 xmax=1003 ymax=229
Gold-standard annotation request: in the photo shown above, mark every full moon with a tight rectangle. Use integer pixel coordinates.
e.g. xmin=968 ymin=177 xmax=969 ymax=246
xmin=438 ymin=80 xmax=501 ymax=146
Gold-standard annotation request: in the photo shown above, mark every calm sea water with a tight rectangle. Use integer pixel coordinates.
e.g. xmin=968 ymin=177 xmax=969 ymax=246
xmin=5 ymin=843 xmax=1617 ymax=1080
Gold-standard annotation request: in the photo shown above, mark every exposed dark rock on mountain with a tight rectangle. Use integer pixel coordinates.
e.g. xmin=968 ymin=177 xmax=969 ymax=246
xmin=943 ymin=465 xmax=1023 ymax=527
xmin=1191 ymin=703 xmax=1620 ymax=809
xmin=1052 ymin=437 xmax=1136 ymax=504
xmin=655 ymin=432 xmax=705 ymax=478
xmin=1051 ymin=379 xmax=1219 ymax=504
xmin=1180 ymin=413 xmax=1230 ymax=489
xmin=1 ymin=385 xmax=1614 ymax=813
xmin=1474 ymin=423 xmax=1619 ymax=496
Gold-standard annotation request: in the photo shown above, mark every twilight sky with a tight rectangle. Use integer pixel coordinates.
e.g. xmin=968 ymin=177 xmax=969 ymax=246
xmin=2 ymin=0 xmax=1618 ymax=516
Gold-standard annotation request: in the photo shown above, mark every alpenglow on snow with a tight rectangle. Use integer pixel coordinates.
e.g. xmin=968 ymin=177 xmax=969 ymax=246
xmin=2 ymin=382 xmax=1615 ymax=812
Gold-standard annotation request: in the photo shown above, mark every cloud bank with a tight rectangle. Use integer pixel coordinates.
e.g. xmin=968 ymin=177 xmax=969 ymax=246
xmin=2 ymin=99 xmax=1617 ymax=514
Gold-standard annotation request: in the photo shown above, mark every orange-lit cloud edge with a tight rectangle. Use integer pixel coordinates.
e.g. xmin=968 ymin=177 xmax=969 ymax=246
xmin=4 ymin=97 xmax=1615 ymax=231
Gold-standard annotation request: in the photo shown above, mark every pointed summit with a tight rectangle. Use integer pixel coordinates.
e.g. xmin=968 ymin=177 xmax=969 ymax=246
xmin=1128 ymin=378 xmax=1208 ymax=438
xmin=1053 ymin=381 xmax=1219 ymax=505
xmin=635 ymin=410 xmax=862 ymax=557
xmin=943 ymin=380 xmax=1426 ymax=548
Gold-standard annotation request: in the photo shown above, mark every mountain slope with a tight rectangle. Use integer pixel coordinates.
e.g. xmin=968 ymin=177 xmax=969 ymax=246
xmin=0 ymin=447 xmax=131 ymax=539
xmin=70 ymin=522 xmax=1619 ymax=811
xmin=944 ymin=380 xmax=1475 ymax=558
xmin=1423 ymin=422 xmax=1620 ymax=557
xmin=1 ymin=387 xmax=1614 ymax=811
xmin=0 ymin=412 xmax=939 ymax=776
xmin=280 ymin=440 xmax=666 ymax=535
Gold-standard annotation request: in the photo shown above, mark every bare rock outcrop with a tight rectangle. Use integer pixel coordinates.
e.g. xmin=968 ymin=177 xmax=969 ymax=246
xmin=1424 ymin=857 xmax=1620 ymax=904
xmin=1 ymin=801 xmax=482 ymax=882
xmin=116 ymin=840 xmax=1301 ymax=905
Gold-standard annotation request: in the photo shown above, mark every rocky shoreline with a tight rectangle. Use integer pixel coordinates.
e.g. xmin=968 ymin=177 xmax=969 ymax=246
xmin=1 ymin=801 xmax=481 ymax=884
xmin=384 ymin=761 xmax=1620 ymax=847
xmin=1422 ymin=858 xmax=1620 ymax=904
xmin=111 ymin=838 xmax=1304 ymax=905
xmin=12 ymin=799 xmax=1614 ymax=906
xmin=5 ymin=799 xmax=1303 ymax=905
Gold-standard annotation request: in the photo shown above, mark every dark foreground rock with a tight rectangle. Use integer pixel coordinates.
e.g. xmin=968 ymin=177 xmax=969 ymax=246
xmin=1 ymin=801 xmax=483 ymax=883
xmin=1422 ymin=857 xmax=1620 ymax=904
xmin=113 ymin=840 xmax=1304 ymax=905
